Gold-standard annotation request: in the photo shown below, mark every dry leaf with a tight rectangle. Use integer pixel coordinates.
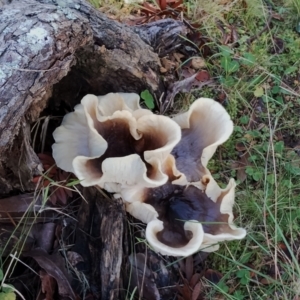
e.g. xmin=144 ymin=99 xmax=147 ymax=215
xmin=177 ymin=278 xmax=192 ymax=300
xmin=25 ymin=249 xmax=77 ymax=300
xmin=269 ymin=37 xmax=285 ymax=54
xmin=0 ymin=194 xmax=56 ymax=224
xmin=37 ymin=153 xmax=73 ymax=205
xmin=67 ymin=251 xmax=84 ymax=266
xmin=161 ymin=57 xmax=176 ymax=71
xmin=191 ymin=57 xmax=206 ymax=69
xmin=195 ymin=70 xmax=210 ymax=82
xmin=216 ymin=92 xmax=227 ymax=104
xmin=230 ymin=25 xmax=239 ymax=43
xmin=260 ymin=277 xmax=273 ymax=285
xmin=40 ymin=270 xmax=56 ymax=300
xmin=236 ymin=152 xmax=251 ymax=183
xmin=192 ymin=281 xmax=203 ymax=300
xmin=173 ymin=52 xmax=184 ymax=62
xmin=235 ymin=142 xmax=247 ymax=152
xmin=189 ymin=273 xmax=201 ymax=289
xmin=162 ymin=73 xmax=213 ymax=113
xmin=128 ymin=253 xmax=160 ymax=300
xmin=271 ymin=12 xmax=284 ymax=21
xmin=204 ymin=269 xmax=223 ymax=284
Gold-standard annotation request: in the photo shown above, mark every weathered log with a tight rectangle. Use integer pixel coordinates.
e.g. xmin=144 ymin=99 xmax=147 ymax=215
xmin=133 ymin=19 xmax=188 ymax=56
xmin=73 ymin=188 xmax=126 ymax=300
xmin=0 ymin=0 xmax=188 ymax=195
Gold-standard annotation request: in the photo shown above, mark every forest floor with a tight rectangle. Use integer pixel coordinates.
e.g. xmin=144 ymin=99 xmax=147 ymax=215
xmin=1 ymin=0 xmax=300 ymax=299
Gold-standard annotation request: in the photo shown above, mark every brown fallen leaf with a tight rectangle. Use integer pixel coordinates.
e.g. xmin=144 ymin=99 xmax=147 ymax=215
xmin=236 ymin=152 xmax=251 ymax=183
xmin=180 ymin=67 xmax=196 ymax=78
xmin=177 ymin=278 xmax=192 ymax=300
xmin=186 ymin=31 xmax=212 ymax=57
xmin=31 ymin=223 xmax=56 ymax=253
xmin=140 ymin=0 xmax=185 ymax=23
xmin=36 ymin=153 xmax=74 ymax=206
xmin=128 ymin=253 xmax=160 ymax=300
xmin=160 ymin=66 xmax=168 ymax=73
xmin=25 ymin=248 xmax=77 ymax=300
xmin=269 ymin=37 xmax=285 ymax=54
xmin=195 ymin=70 xmax=210 ymax=82
xmin=161 ymin=57 xmax=176 ymax=72
xmin=0 ymin=194 xmax=56 ymax=224
xmin=235 ymin=142 xmax=247 ymax=152
xmin=189 ymin=273 xmax=201 ymax=289
xmin=162 ymin=73 xmax=214 ymax=113
xmin=216 ymin=91 xmax=227 ymax=104
xmin=67 ymin=251 xmax=84 ymax=267
xmin=192 ymin=281 xmax=203 ymax=300
xmin=230 ymin=25 xmax=239 ymax=44
xmin=173 ymin=52 xmax=184 ymax=62
xmin=204 ymin=269 xmax=223 ymax=284
xmin=260 ymin=277 xmax=273 ymax=285
xmin=271 ymin=11 xmax=284 ymax=21
xmin=39 ymin=270 xmax=57 ymax=300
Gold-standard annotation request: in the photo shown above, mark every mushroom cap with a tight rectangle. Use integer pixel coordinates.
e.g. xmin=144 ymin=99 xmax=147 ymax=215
xmin=121 ymin=98 xmax=245 ymax=256
xmin=52 ymin=93 xmax=182 ymax=192
xmin=171 ymin=98 xmax=234 ymax=183
xmin=146 ymin=219 xmax=204 ymax=256
xmin=125 ymin=174 xmax=245 ymax=256
xmin=126 ymin=201 xmax=159 ymax=224
xmin=195 ymin=177 xmax=246 ymax=251
xmin=53 ymin=94 xmax=246 ymax=256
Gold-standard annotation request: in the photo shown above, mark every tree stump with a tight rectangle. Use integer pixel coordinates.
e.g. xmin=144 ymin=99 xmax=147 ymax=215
xmin=0 ymin=0 xmax=189 ymax=299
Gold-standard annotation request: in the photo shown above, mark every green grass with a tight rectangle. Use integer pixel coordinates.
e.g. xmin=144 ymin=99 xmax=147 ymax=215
xmin=86 ymin=0 xmax=300 ymax=298
xmin=180 ymin=0 xmax=300 ymax=298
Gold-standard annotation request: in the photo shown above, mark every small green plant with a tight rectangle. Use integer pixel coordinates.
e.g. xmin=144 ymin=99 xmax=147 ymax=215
xmin=220 ymin=52 xmax=240 ymax=75
xmin=236 ymin=269 xmax=251 ymax=285
xmin=0 ymin=268 xmax=17 ymax=300
xmin=140 ymin=90 xmax=155 ymax=109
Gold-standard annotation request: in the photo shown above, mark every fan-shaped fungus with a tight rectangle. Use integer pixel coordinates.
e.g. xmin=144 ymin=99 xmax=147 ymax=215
xmin=52 ymin=93 xmax=181 ymax=193
xmin=52 ymin=93 xmax=246 ymax=257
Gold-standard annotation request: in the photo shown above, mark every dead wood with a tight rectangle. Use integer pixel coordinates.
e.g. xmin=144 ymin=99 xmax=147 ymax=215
xmin=133 ymin=19 xmax=188 ymax=56
xmin=73 ymin=188 xmax=127 ymax=300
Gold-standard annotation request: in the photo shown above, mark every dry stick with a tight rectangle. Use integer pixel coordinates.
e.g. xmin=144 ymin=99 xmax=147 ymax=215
xmin=5 ymin=212 xmax=17 ymax=227
xmin=265 ymin=97 xmax=279 ymax=281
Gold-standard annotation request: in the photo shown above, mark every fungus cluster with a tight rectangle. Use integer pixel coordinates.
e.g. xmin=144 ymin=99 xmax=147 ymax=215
xmin=52 ymin=93 xmax=246 ymax=256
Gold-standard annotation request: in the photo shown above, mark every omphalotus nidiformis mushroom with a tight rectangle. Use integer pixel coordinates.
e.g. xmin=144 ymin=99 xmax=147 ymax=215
xmin=52 ymin=93 xmax=181 ymax=192
xmin=52 ymin=92 xmax=246 ymax=257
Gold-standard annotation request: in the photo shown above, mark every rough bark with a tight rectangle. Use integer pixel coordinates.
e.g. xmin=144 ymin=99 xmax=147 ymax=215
xmin=133 ymin=19 xmax=188 ymax=57
xmin=74 ymin=188 xmax=126 ymax=300
xmin=0 ymin=0 xmax=187 ymax=195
